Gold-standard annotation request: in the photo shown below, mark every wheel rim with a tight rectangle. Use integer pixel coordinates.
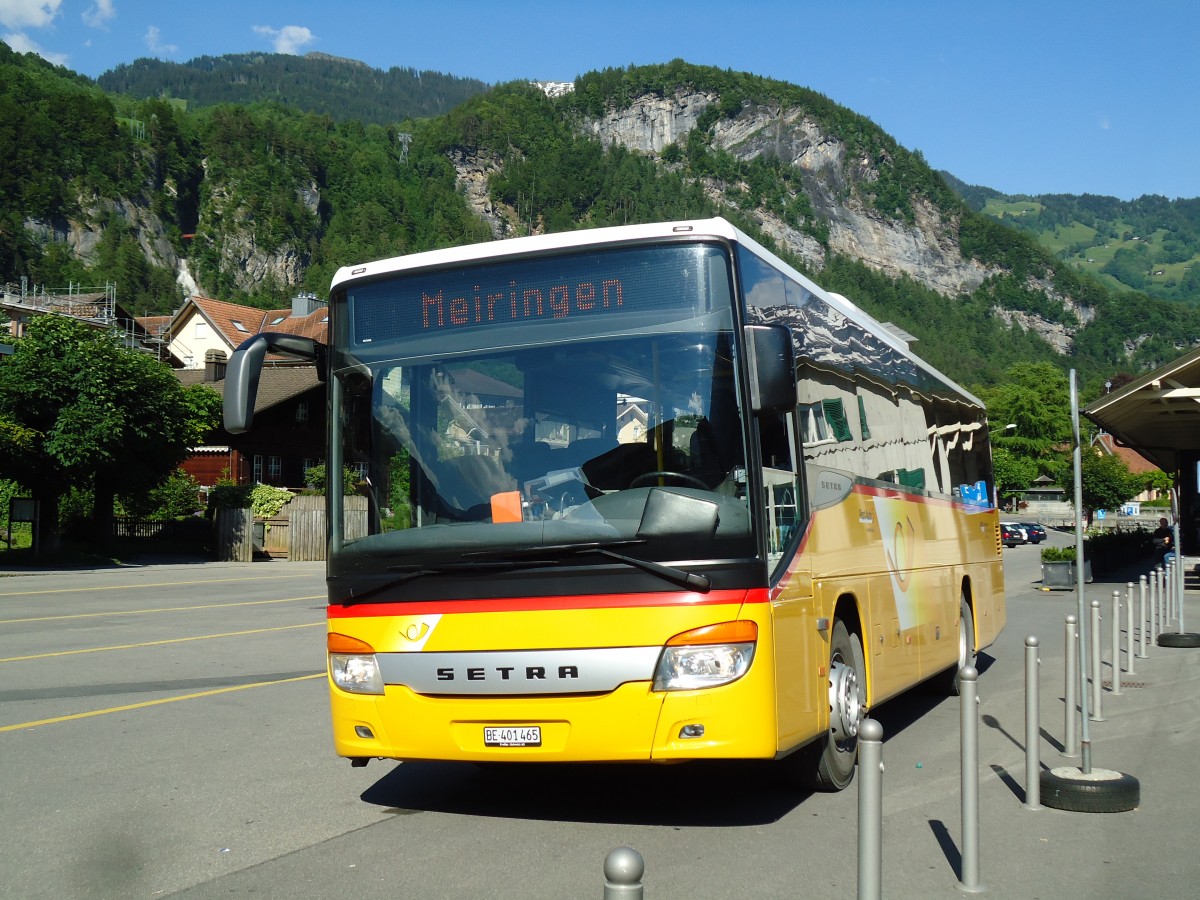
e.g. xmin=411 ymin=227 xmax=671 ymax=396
xmin=828 ymin=657 xmax=861 ymax=745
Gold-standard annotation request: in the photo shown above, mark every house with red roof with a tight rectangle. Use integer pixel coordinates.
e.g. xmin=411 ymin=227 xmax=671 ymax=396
xmin=156 ymin=293 xmax=331 ymax=493
xmin=142 ymin=292 xmax=328 ymax=369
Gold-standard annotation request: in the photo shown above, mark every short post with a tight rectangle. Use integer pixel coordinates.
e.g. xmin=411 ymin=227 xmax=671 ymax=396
xmin=1149 ymin=573 xmax=1159 ymax=644
xmin=1124 ymin=583 xmax=1136 ymax=675
xmin=1180 ymin=560 xmax=1189 ymax=635
xmin=959 ymin=666 xmax=984 ymax=893
xmin=603 ymin=847 xmax=644 ymax=900
xmin=1023 ymin=637 xmax=1041 ymax=810
xmin=1157 ymin=565 xmax=1166 ymax=634
xmin=857 ymin=718 xmax=884 ymax=900
xmin=1110 ymin=591 xmax=1122 ymax=695
xmin=1089 ymin=599 xmax=1104 ymax=721
xmin=1138 ymin=575 xmax=1149 ymax=659
xmin=1164 ymin=562 xmax=1172 ymax=624
xmin=1064 ymin=614 xmax=1079 ymax=758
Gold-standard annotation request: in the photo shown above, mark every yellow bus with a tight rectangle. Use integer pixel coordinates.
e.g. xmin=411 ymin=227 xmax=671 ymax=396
xmin=225 ymin=217 xmax=1005 ymax=790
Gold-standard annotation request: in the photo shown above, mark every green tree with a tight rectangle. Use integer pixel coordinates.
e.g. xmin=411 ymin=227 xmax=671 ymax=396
xmin=1080 ymin=451 xmax=1142 ymax=520
xmin=980 ymin=362 xmax=1073 ymax=459
xmin=0 ymin=316 xmax=221 ymax=551
xmin=991 ymin=446 xmax=1038 ymax=512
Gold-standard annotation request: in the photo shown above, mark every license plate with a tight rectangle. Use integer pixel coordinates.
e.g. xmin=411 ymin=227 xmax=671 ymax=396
xmin=484 ymin=726 xmax=542 ymax=747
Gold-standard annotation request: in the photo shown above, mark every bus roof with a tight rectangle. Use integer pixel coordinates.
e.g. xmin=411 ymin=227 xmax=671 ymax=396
xmin=330 ymin=217 xmax=985 ymax=411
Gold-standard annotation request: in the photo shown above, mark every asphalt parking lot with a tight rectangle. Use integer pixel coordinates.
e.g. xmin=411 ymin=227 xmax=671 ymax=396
xmin=1 ymin=542 xmax=1197 ymax=899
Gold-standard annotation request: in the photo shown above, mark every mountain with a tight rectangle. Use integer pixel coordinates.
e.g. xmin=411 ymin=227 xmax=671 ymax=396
xmin=943 ymin=173 xmax=1200 ymax=306
xmin=4 ymin=45 xmax=1199 ymax=396
xmin=96 ymin=52 xmax=490 ymax=124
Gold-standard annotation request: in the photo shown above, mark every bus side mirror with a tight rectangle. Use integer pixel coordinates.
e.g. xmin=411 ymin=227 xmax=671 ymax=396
xmin=224 ymin=333 xmax=325 ymax=434
xmin=744 ymin=324 xmax=796 ymax=415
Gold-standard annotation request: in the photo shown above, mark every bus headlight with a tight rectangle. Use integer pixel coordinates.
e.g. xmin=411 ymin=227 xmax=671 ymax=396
xmin=330 ymin=654 xmax=384 ymax=694
xmin=328 ymin=632 xmax=384 ymax=695
xmin=653 ymin=621 xmax=758 ymax=691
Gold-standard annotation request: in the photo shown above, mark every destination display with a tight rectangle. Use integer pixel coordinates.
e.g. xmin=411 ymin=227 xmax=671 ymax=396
xmin=349 ymin=243 xmax=729 ymax=347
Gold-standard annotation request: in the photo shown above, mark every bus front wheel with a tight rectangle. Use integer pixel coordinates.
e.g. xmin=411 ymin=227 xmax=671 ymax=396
xmin=786 ymin=619 xmax=865 ymax=792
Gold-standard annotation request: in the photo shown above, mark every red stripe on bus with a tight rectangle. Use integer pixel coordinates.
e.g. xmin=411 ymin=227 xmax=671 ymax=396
xmin=327 ymin=588 xmax=762 ymax=618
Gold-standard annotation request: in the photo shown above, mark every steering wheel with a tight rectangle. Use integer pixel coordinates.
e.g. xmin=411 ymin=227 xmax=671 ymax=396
xmin=629 ymin=471 xmax=709 ymax=490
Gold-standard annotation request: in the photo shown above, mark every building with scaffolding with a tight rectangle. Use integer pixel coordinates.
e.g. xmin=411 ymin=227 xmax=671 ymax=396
xmin=0 ymin=280 xmax=171 ymax=361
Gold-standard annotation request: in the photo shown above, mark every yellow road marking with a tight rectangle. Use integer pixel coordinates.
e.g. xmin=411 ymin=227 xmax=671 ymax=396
xmin=0 ymin=622 xmax=324 ymax=662
xmin=0 ymin=572 xmax=317 ymax=599
xmin=0 ymin=673 xmax=325 ymax=733
xmin=0 ymin=595 xmax=326 ymax=625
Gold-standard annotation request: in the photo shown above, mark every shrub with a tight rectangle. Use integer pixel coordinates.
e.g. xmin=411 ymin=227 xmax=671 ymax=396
xmin=250 ymin=483 xmax=295 ymax=519
xmin=1041 ymin=545 xmax=1076 ymax=562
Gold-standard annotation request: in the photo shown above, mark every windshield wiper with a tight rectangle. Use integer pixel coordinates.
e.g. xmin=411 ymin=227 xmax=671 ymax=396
xmin=340 ymin=559 xmax=544 ymax=604
xmin=464 ymin=541 xmax=711 ymax=592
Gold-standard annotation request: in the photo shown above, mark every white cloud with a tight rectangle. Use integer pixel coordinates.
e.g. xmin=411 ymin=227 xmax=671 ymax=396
xmin=144 ymin=25 xmax=176 ymax=56
xmin=252 ymin=24 xmax=316 ymax=55
xmin=3 ymin=29 xmax=68 ymax=65
xmin=0 ymin=0 xmax=63 ymax=30
xmin=1099 ymin=116 xmax=1111 ymax=131
xmin=82 ymin=0 xmax=115 ymax=29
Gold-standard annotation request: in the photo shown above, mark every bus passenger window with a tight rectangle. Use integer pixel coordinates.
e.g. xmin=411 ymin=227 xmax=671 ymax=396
xmin=759 ymin=412 xmax=803 ymax=570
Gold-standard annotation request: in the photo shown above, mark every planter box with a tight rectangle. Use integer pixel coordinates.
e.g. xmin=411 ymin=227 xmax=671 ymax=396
xmin=1041 ymin=559 xmax=1094 ymax=589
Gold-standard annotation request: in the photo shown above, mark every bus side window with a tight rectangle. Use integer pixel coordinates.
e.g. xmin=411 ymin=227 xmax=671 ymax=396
xmin=759 ymin=411 xmax=804 ymax=570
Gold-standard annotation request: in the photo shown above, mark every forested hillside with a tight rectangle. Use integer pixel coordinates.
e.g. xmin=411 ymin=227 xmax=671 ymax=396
xmin=97 ymin=52 xmax=489 ymax=124
xmin=944 ymin=172 xmax=1200 ymax=305
xmin=4 ymin=42 xmax=1199 ymax=400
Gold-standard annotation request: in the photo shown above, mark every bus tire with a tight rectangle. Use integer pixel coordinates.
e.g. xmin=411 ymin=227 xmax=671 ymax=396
xmin=932 ymin=598 xmax=976 ymax=695
xmin=788 ymin=619 xmax=865 ymax=792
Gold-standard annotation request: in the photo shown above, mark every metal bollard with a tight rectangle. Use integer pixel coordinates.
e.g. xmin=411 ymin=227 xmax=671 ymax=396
xmin=1125 ymin=582 xmax=1136 ymax=676
xmin=857 ymin=718 xmax=884 ymax=900
xmin=1064 ymin=614 xmax=1079 ymax=758
xmin=1149 ymin=573 xmax=1159 ymax=644
xmin=959 ymin=667 xmax=984 ymax=893
xmin=1181 ymin=561 xmax=1189 ymax=635
xmin=1138 ymin=575 xmax=1149 ymax=659
xmin=1023 ymin=637 xmax=1041 ymax=810
xmin=1163 ymin=563 xmax=1171 ymax=626
xmin=1090 ymin=599 xmax=1104 ymax=721
xmin=1152 ymin=566 xmax=1161 ymax=638
xmin=1110 ymin=591 xmax=1122 ymax=695
xmin=603 ymin=847 xmax=644 ymax=899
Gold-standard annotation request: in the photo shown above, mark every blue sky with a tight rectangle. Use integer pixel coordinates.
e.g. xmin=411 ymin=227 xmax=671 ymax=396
xmin=3 ymin=0 xmax=1197 ymax=201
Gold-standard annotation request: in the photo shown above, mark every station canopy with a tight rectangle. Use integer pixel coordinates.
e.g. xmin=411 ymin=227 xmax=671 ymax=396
xmin=1084 ymin=346 xmax=1200 ymax=473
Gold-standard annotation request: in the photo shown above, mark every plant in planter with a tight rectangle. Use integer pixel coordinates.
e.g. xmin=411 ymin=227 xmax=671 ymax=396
xmin=1040 ymin=543 xmax=1092 ymax=588
xmin=1040 ymin=545 xmax=1075 ymax=562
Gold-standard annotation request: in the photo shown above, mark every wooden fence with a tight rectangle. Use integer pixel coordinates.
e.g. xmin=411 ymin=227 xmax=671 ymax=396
xmin=285 ymin=495 xmax=368 ymax=560
xmin=207 ymin=495 xmax=372 ymax=561
xmin=214 ymin=508 xmax=254 ymax=562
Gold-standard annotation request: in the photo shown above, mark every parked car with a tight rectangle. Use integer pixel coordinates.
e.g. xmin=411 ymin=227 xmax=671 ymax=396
xmin=1020 ymin=522 xmax=1047 ymax=543
xmin=1000 ymin=522 xmax=1026 ymax=547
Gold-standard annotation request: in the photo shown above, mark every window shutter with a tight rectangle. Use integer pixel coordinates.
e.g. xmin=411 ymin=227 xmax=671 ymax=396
xmin=857 ymin=396 xmax=871 ymax=440
xmin=822 ymin=399 xmax=852 ymax=442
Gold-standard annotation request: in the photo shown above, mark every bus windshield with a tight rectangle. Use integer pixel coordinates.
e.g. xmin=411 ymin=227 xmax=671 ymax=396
xmin=331 ymin=242 xmax=754 ymax=574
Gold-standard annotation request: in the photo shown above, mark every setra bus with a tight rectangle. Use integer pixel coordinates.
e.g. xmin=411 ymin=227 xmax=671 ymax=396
xmin=224 ymin=217 xmax=1005 ymax=790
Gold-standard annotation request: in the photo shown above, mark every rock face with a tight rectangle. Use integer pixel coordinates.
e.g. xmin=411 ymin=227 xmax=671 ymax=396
xmin=193 ymin=180 xmax=311 ymax=294
xmin=25 ymin=198 xmax=182 ymax=277
xmin=583 ymin=91 xmax=718 ymax=154
xmin=588 ymin=93 xmax=995 ymax=298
